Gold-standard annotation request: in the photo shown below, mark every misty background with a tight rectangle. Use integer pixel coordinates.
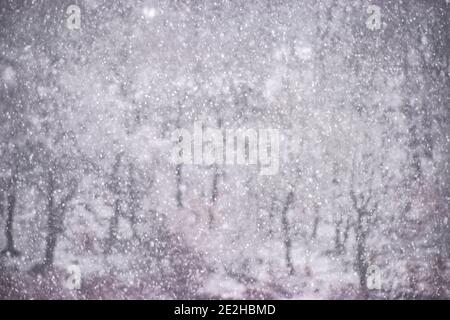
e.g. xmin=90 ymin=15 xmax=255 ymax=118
xmin=0 ymin=0 xmax=449 ymax=299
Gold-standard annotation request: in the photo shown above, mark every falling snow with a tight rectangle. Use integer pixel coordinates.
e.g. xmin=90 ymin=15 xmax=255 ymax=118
xmin=0 ymin=0 xmax=449 ymax=299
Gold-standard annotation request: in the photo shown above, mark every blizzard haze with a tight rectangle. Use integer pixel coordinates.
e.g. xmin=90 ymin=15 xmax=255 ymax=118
xmin=0 ymin=0 xmax=449 ymax=299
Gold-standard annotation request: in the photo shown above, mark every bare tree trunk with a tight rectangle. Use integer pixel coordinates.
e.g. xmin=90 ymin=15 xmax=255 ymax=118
xmin=208 ymin=117 xmax=223 ymax=228
xmin=443 ymin=2 xmax=450 ymax=260
xmin=31 ymin=169 xmax=60 ymax=273
xmin=0 ymin=189 xmax=3 ymax=222
xmin=105 ymin=199 xmax=121 ymax=255
xmin=355 ymin=209 xmax=368 ymax=298
xmin=174 ymin=99 xmax=186 ymax=210
xmin=105 ymin=153 xmax=124 ymax=254
xmin=334 ymin=214 xmax=351 ymax=255
xmin=175 ymin=164 xmax=183 ymax=209
xmin=43 ymin=169 xmax=58 ymax=267
xmin=431 ymin=253 xmax=445 ymax=298
xmin=334 ymin=215 xmax=343 ymax=254
xmin=350 ymin=182 xmax=378 ymax=298
xmin=1 ymin=171 xmax=20 ymax=257
xmin=127 ymin=163 xmax=139 ymax=238
xmin=31 ymin=166 xmax=78 ymax=274
xmin=208 ymin=164 xmax=219 ymax=228
xmin=281 ymin=191 xmax=295 ymax=275
xmin=342 ymin=217 xmax=351 ymax=252
xmin=311 ymin=203 xmax=320 ymax=239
